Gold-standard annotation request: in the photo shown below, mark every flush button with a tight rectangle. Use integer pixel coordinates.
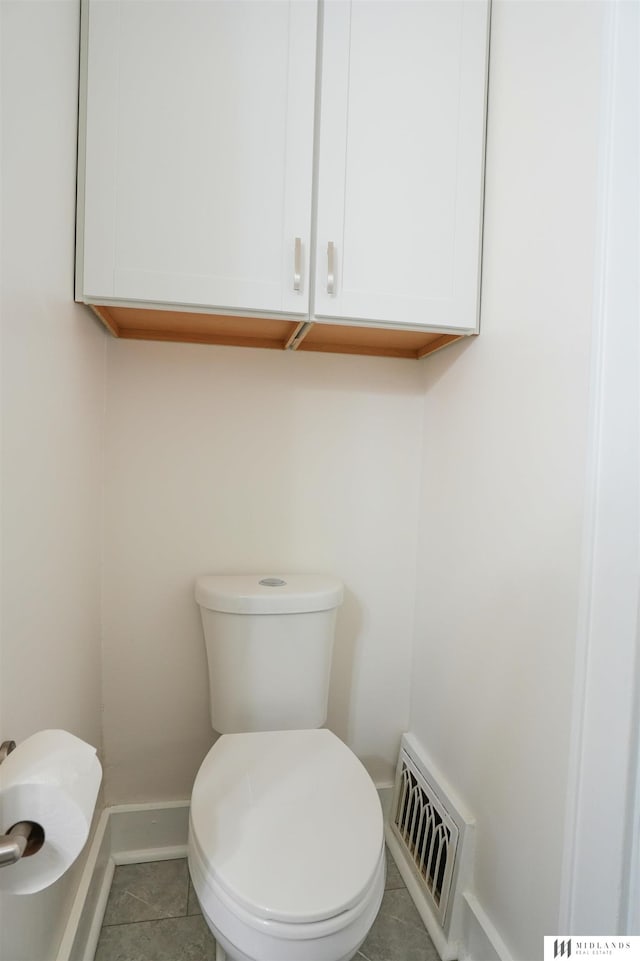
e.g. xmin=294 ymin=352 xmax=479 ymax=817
xmin=259 ymin=577 xmax=287 ymax=587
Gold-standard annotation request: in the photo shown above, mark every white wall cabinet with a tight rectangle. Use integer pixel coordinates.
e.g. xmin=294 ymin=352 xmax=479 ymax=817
xmin=77 ymin=0 xmax=490 ymax=359
xmin=314 ymin=1 xmax=489 ymax=331
xmin=79 ymin=0 xmax=317 ymax=316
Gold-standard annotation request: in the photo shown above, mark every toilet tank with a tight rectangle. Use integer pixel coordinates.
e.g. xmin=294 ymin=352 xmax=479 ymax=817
xmin=194 ymin=574 xmax=344 ymax=734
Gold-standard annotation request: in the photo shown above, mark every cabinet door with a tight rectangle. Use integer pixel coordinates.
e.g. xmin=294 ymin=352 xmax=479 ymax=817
xmin=314 ymin=0 xmax=489 ymax=331
xmin=79 ymin=0 xmax=317 ymax=316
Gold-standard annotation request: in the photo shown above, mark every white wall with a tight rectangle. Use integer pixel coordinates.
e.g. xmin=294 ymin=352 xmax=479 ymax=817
xmin=409 ymin=3 xmax=607 ymax=959
xmin=0 ymin=3 xmax=106 ymax=959
xmin=102 ymin=341 xmax=423 ymax=802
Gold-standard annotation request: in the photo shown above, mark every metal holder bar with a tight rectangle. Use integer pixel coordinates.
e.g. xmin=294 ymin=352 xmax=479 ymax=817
xmin=0 ymin=739 xmax=45 ymax=868
xmin=0 ymin=822 xmax=34 ymax=867
xmin=0 ymin=740 xmax=16 ymax=764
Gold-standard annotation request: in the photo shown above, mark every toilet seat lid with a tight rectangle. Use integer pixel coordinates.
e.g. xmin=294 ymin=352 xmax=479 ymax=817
xmin=190 ymin=729 xmax=383 ymax=925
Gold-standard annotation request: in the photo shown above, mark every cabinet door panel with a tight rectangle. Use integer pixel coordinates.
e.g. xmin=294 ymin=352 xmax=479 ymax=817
xmin=314 ymin=0 xmax=488 ymax=331
xmin=81 ymin=0 xmax=316 ymax=316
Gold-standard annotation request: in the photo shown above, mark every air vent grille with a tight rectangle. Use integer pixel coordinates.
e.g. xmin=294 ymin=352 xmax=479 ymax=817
xmin=391 ymin=749 xmax=459 ymax=925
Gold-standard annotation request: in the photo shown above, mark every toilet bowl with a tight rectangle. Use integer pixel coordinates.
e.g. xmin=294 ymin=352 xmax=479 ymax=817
xmin=188 ymin=729 xmax=385 ymax=961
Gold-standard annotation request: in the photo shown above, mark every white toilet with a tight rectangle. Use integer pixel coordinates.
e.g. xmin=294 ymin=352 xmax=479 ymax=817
xmin=188 ymin=574 xmax=385 ymax=961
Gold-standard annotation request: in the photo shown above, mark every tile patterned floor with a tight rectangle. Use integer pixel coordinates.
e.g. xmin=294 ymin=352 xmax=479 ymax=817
xmin=94 ymin=848 xmax=440 ymax=961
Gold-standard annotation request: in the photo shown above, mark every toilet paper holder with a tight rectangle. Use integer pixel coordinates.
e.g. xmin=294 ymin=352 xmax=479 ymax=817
xmin=0 ymin=740 xmax=44 ymax=868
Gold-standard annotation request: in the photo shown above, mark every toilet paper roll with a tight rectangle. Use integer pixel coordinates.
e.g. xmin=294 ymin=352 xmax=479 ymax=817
xmin=0 ymin=729 xmax=102 ymax=894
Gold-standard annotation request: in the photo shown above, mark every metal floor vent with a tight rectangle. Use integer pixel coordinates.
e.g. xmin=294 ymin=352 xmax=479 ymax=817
xmin=390 ymin=747 xmax=460 ymax=927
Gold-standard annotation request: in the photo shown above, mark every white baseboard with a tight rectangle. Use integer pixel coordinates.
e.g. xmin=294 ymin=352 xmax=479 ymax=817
xmin=458 ymin=893 xmax=515 ymax=961
xmin=108 ymin=800 xmax=190 ymax=864
xmin=55 ymin=808 xmax=113 ymax=961
xmin=56 ymin=801 xmax=191 ymax=961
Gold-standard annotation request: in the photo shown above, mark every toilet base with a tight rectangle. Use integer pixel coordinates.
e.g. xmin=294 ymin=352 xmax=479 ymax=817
xmin=209 ymin=923 xmax=367 ymax=961
xmin=206 ymin=914 xmax=370 ymax=961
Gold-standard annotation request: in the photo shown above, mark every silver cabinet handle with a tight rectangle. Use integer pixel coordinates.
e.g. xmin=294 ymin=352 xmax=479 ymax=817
xmin=327 ymin=241 xmax=336 ymax=295
xmin=293 ymin=237 xmax=302 ymax=292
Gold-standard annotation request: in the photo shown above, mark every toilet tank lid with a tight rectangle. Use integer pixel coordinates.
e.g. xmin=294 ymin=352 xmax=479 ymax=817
xmin=195 ymin=574 xmax=344 ymax=614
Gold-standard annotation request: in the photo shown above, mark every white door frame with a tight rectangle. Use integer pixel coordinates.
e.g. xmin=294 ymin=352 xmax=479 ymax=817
xmin=559 ymin=0 xmax=640 ymax=936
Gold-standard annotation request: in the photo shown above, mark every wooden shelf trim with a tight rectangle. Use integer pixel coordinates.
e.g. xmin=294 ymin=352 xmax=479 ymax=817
xmin=86 ymin=303 xmax=470 ymax=360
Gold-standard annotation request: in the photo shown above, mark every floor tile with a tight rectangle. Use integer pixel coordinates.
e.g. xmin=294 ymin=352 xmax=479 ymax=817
xmin=102 ymin=859 xmax=189 ymax=926
xmin=384 ymin=845 xmax=405 ymax=890
xmin=187 ymin=876 xmax=201 ymax=917
xmin=94 ymin=915 xmax=216 ymax=961
xmin=94 ymin=850 xmax=436 ymax=961
xmin=357 ymin=888 xmax=440 ymax=961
